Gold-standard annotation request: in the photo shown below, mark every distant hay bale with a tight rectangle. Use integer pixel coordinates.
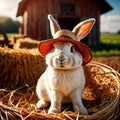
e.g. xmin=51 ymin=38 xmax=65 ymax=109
xmin=93 ymin=56 xmax=120 ymax=73
xmin=0 ymin=47 xmax=46 ymax=89
xmin=0 ymin=60 xmax=120 ymax=120
xmin=14 ymin=38 xmax=40 ymax=49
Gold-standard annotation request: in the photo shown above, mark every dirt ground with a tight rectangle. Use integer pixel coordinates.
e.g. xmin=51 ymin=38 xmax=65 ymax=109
xmin=93 ymin=56 xmax=120 ymax=73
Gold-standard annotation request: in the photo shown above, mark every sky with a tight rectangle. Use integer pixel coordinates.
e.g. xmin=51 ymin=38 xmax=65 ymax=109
xmin=101 ymin=0 xmax=120 ymax=33
xmin=0 ymin=0 xmax=120 ymax=33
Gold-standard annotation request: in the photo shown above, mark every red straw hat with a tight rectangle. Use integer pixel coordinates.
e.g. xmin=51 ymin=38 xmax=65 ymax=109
xmin=38 ymin=36 xmax=92 ymax=65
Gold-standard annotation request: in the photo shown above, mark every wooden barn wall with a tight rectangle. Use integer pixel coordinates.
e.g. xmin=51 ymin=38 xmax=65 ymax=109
xmin=22 ymin=0 xmax=100 ymax=47
xmin=78 ymin=0 xmax=100 ymax=47
xmin=23 ymin=0 xmax=55 ymax=40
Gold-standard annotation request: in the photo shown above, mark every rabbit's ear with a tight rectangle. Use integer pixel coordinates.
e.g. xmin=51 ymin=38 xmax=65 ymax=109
xmin=48 ymin=14 xmax=61 ymax=37
xmin=72 ymin=18 xmax=95 ymax=41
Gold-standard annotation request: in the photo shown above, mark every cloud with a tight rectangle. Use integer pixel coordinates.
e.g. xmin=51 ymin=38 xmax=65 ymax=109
xmin=101 ymin=15 xmax=120 ymax=33
xmin=0 ymin=0 xmax=19 ymax=19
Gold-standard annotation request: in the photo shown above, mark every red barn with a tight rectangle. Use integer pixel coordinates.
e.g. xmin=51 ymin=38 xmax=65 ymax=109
xmin=16 ymin=0 xmax=112 ymax=47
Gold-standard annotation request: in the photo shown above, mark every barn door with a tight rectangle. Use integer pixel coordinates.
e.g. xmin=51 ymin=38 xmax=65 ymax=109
xmin=58 ymin=16 xmax=80 ymax=31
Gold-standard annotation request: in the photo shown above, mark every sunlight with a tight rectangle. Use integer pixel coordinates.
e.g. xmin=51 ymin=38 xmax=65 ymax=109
xmin=0 ymin=1 xmax=6 ymax=11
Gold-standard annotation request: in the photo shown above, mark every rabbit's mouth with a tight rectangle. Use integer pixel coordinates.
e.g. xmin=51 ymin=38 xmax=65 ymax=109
xmin=50 ymin=54 xmax=82 ymax=70
xmin=53 ymin=64 xmax=81 ymax=70
xmin=56 ymin=61 xmax=68 ymax=69
xmin=53 ymin=61 xmax=81 ymax=70
xmin=58 ymin=62 xmax=68 ymax=69
xmin=54 ymin=55 xmax=72 ymax=69
xmin=59 ymin=64 xmax=64 ymax=68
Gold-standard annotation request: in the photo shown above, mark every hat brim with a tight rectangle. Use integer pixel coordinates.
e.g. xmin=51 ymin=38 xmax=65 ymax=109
xmin=38 ymin=36 xmax=92 ymax=65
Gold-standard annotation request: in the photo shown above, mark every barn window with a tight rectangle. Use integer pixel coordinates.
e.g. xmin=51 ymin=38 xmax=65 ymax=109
xmin=61 ymin=4 xmax=75 ymax=16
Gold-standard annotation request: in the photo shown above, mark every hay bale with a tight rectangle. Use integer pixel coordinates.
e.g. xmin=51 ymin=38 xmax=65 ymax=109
xmin=0 ymin=61 xmax=120 ymax=120
xmin=93 ymin=56 xmax=120 ymax=73
xmin=14 ymin=38 xmax=40 ymax=49
xmin=0 ymin=47 xmax=46 ymax=89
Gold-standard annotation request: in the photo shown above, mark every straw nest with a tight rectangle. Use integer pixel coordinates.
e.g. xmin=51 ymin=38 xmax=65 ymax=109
xmin=14 ymin=38 xmax=39 ymax=49
xmin=0 ymin=47 xmax=120 ymax=120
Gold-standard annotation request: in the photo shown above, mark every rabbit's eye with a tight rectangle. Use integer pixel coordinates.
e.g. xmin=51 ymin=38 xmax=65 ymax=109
xmin=70 ymin=46 xmax=75 ymax=52
xmin=49 ymin=47 xmax=55 ymax=52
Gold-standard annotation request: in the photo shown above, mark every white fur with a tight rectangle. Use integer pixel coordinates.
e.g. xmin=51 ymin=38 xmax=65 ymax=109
xmin=46 ymin=42 xmax=82 ymax=69
xmin=36 ymin=14 xmax=95 ymax=114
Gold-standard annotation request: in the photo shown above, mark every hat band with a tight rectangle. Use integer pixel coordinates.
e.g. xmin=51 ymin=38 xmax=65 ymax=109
xmin=53 ymin=30 xmax=77 ymax=40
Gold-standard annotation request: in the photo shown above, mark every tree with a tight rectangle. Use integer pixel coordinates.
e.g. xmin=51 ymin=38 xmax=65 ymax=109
xmin=117 ymin=30 xmax=120 ymax=34
xmin=0 ymin=16 xmax=21 ymax=33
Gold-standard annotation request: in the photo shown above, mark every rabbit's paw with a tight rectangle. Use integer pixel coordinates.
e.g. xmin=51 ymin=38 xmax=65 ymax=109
xmin=74 ymin=105 xmax=88 ymax=115
xmin=81 ymin=108 xmax=88 ymax=115
xmin=36 ymin=99 xmax=49 ymax=108
xmin=78 ymin=108 xmax=88 ymax=115
xmin=48 ymin=107 xmax=61 ymax=114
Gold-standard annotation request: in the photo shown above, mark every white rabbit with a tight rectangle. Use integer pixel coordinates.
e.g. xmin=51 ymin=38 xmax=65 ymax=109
xmin=36 ymin=15 xmax=95 ymax=114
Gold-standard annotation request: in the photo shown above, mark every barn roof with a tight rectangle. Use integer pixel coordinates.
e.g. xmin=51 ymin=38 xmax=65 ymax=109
xmin=16 ymin=0 xmax=29 ymax=17
xmin=16 ymin=0 xmax=113 ymax=17
xmin=94 ymin=0 xmax=113 ymax=14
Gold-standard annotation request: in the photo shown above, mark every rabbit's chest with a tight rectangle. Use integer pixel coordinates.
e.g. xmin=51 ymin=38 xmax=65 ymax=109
xmin=46 ymin=68 xmax=85 ymax=96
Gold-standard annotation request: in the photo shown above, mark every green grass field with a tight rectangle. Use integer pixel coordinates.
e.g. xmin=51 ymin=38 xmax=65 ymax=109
xmin=0 ymin=33 xmax=18 ymax=40
xmin=92 ymin=34 xmax=120 ymax=56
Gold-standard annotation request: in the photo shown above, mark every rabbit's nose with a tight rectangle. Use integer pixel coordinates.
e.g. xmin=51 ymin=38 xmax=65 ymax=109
xmin=59 ymin=54 xmax=65 ymax=61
